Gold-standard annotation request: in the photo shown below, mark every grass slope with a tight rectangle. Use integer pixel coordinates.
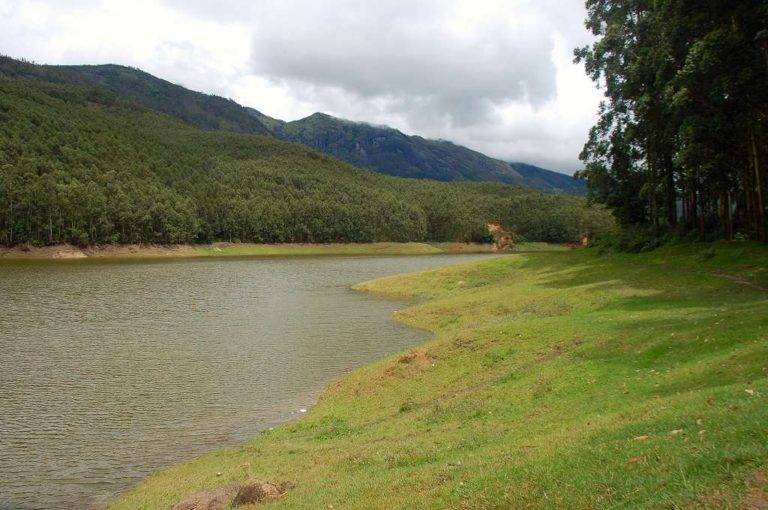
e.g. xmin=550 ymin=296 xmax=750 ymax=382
xmin=111 ymin=243 xmax=768 ymax=509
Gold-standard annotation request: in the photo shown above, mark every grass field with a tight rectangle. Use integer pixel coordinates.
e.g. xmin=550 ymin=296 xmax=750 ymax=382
xmin=111 ymin=242 xmax=768 ymax=509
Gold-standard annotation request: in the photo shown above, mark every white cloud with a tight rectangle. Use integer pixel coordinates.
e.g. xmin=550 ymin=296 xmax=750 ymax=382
xmin=0 ymin=0 xmax=600 ymax=172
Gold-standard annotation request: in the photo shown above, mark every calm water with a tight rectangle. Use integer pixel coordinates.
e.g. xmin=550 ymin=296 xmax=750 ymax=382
xmin=0 ymin=254 xmax=493 ymax=509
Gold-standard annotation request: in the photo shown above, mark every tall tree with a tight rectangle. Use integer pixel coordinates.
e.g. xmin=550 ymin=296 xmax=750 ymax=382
xmin=576 ymin=0 xmax=768 ymax=241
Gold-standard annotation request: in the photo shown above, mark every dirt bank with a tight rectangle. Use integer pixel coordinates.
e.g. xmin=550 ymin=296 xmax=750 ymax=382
xmin=0 ymin=244 xmax=197 ymax=260
xmin=0 ymin=242 xmax=564 ymax=261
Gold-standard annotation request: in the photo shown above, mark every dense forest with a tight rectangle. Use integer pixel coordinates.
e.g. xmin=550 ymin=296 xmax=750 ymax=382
xmin=0 ymin=56 xmax=582 ymax=194
xmin=576 ymin=0 xmax=768 ymax=242
xmin=0 ymin=77 xmax=613 ymax=246
xmin=0 ymin=56 xmax=272 ymax=136
xmin=257 ymin=111 xmax=585 ymax=194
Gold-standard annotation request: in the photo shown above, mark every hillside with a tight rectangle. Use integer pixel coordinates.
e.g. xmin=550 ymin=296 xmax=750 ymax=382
xmin=0 ymin=76 xmax=613 ymax=246
xmin=111 ymin=243 xmax=768 ymax=508
xmin=0 ymin=57 xmax=582 ymax=194
xmin=0 ymin=56 xmax=271 ymax=136
xmin=259 ymin=111 xmax=585 ymax=194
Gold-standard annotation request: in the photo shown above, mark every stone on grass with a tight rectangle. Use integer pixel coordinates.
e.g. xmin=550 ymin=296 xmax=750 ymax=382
xmin=231 ymin=480 xmax=287 ymax=506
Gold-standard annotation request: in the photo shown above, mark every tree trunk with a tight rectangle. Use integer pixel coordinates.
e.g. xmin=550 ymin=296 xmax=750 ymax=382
xmin=690 ymin=189 xmax=698 ymax=234
xmin=750 ymin=130 xmax=766 ymax=242
xmin=726 ymin=191 xmax=734 ymax=241
xmin=664 ymin=154 xmax=677 ymax=227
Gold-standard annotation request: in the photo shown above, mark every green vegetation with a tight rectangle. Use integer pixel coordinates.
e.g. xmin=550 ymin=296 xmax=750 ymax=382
xmin=192 ymin=242 xmax=444 ymax=257
xmin=576 ymin=1 xmax=768 ymax=241
xmin=112 ymin=243 xmax=768 ymax=509
xmin=0 ymin=76 xmax=613 ymax=247
xmin=0 ymin=57 xmax=583 ymax=194
xmin=259 ymin=112 xmax=585 ymax=194
xmin=193 ymin=242 xmax=564 ymax=258
xmin=0 ymin=56 xmax=272 ymax=136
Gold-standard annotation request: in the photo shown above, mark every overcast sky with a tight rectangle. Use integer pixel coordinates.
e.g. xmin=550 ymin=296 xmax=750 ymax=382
xmin=1 ymin=0 xmax=601 ymax=173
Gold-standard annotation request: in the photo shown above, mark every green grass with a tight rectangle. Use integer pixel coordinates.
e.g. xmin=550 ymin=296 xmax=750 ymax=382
xmin=194 ymin=242 xmax=564 ymax=258
xmin=192 ymin=242 xmax=445 ymax=257
xmin=514 ymin=241 xmax=570 ymax=252
xmin=426 ymin=242 xmax=569 ymax=254
xmin=0 ymin=242 xmax=567 ymax=261
xmin=110 ymin=241 xmax=768 ymax=509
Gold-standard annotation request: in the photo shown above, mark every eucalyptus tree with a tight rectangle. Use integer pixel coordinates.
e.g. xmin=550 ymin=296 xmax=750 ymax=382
xmin=576 ymin=0 xmax=768 ymax=241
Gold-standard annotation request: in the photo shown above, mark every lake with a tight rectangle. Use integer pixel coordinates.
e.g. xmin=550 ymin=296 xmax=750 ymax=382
xmin=0 ymin=254 xmax=494 ymax=509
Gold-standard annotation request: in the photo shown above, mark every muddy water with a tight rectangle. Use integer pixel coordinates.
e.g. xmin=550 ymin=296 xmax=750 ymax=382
xmin=0 ymin=254 xmax=494 ymax=509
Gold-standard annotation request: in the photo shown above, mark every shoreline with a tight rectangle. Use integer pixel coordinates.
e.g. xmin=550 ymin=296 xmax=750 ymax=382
xmin=109 ymin=242 xmax=768 ymax=509
xmin=0 ymin=241 xmax=563 ymax=261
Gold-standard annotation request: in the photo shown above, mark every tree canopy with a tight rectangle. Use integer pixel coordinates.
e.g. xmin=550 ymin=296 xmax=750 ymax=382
xmin=576 ymin=0 xmax=768 ymax=241
xmin=0 ymin=77 xmax=613 ymax=247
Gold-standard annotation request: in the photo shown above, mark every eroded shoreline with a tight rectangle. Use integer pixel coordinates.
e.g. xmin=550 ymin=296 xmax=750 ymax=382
xmin=0 ymin=242 xmax=505 ymax=261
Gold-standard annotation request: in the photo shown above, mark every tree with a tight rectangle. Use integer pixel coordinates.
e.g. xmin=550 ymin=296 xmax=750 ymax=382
xmin=576 ymin=0 xmax=768 ymax=241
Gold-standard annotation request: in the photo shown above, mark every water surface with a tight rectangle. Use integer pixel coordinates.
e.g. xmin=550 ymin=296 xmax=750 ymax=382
xmin=0 ymin=254 xmax=494 ymax=509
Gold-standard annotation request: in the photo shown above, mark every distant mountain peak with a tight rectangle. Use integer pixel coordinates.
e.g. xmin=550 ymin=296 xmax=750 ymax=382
xmin=270 ymin=112 xmax=583 ymax=194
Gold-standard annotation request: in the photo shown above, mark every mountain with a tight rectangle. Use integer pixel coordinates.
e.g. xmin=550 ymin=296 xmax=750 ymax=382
xmin=255 ymin=111 xmax=585 ymax=194
xmin=0 ymin=74 xmax=613 ymax=246
xmin=0 ymin=56 xmax=271 ymax=136
xmin=508 ymin=162 xmax=585 ymax=195
xmin=0 ymin=56 xmax=582 ymax=194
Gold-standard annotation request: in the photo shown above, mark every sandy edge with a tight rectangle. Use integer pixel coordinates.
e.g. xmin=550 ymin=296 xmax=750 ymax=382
xmin=0 ymin=242 xmax=499 ymax=261
xmin=0 ymin=244 xmax=196 ymax=260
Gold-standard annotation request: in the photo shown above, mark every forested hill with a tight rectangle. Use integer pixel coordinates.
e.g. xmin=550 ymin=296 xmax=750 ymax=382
xmin=0 ymin=56 xmax=271 ymax=136
xmin=0 ymin=76 xmax=613 ymax=246
xmin=257 ymin=112 xmax=585 ymax=194
xmin=0 ymin=56 xmax=582 ymax=194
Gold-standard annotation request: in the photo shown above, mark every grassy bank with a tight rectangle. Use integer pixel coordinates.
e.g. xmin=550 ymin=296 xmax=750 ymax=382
xmin=0 ymin=242 xmax=442 ymax=260
xmin=111 ymin=242 xmax=768 ymax=509
xmin=0 ymin=242 xmax=565 ymax=261
xmin=192 ymin=242 xmax=444 ymax=258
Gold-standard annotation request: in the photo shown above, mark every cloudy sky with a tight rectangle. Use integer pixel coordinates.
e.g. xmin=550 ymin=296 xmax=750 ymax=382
xmin=0 ymin=0 xmax=601 ymax=173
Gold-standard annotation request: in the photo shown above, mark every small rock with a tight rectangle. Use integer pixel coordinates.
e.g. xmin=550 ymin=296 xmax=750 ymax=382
xmin=633 ymin=435 xmax=649 ymax=441
xmin=669 ymin=429 xmax=684 ymax=436
xmin=232 ymin=480 xmax=287 ymax=506
xmin=745 ymin=389 xmax=755 ymax=396
xmin=299 ymin=408 xmax=307 ymax=413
